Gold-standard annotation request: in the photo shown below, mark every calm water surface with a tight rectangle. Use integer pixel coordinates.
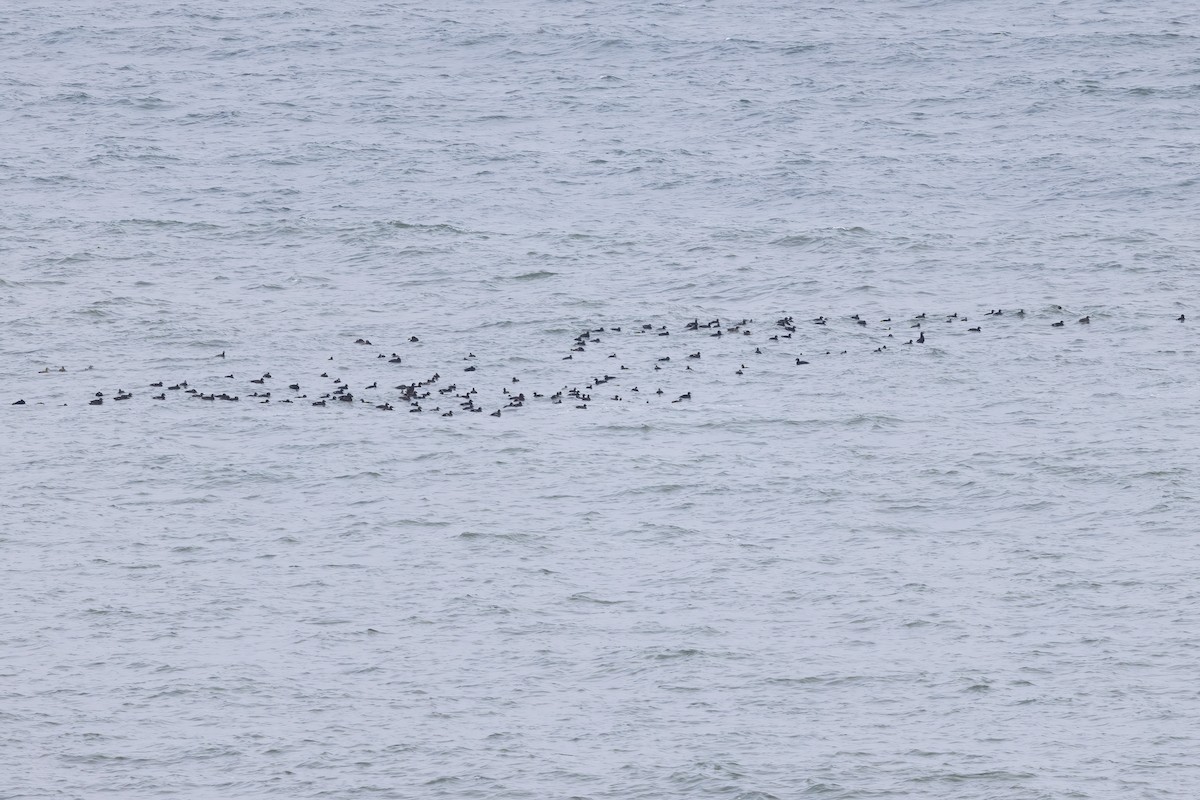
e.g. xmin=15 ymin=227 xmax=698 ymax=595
xmin=3 ymin=1 xmax=1200 ymax=797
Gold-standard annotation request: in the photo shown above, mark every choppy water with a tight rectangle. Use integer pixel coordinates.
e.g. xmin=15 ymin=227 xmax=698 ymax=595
xmin=4 ymin=1 xmax=1200 ymax=797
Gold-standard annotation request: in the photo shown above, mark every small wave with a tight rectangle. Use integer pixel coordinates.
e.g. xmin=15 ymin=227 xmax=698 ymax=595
xmin=389 ymin=221 xmax=469 ymax=235
xmin=772 ymin=227 xmax=872 ymax=249
xmin=569 ymin=593 xmax=624 ymax=605
xmin=909 ymin=770 xmax=1035 ymax=783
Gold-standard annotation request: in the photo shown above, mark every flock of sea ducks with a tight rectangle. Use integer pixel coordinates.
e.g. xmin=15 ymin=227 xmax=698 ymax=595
xmin=8 ymin=307 xmax=1188 ymax=412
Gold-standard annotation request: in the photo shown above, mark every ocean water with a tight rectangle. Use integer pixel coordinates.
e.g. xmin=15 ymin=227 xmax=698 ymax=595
xmin=3 ymin=1 xmax=1200 ymax=797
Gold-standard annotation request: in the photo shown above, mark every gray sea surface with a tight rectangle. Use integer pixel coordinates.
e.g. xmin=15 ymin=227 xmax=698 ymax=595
xmin=3 ymin=1 xmax=1200 ymax=798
